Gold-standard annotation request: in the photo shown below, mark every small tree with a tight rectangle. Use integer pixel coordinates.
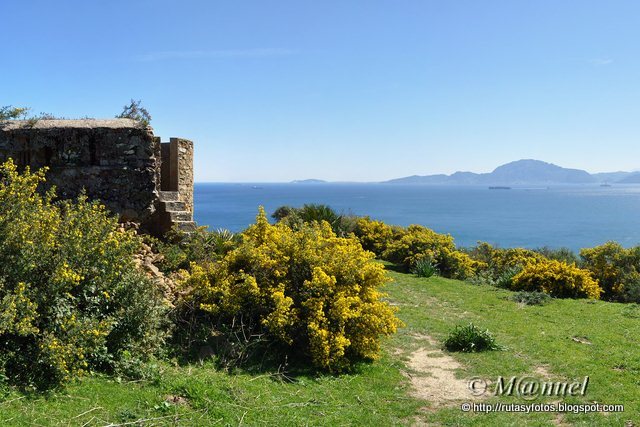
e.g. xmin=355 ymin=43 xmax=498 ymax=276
xmin=0 ymin=106 xmax=28 ymax=121
xmin=116 ymin=99 xmax=151 ymax=127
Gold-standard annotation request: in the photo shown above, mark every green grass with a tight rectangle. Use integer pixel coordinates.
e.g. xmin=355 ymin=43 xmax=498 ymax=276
xmin=1 ymin=265 xmax=639 ymax=425
xmin=387 ymin=267 xmax=640 ymax=426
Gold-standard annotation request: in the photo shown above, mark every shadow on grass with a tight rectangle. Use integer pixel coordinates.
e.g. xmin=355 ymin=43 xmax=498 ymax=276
xmin=169 ymin=311 xmax=372 ymax=381
xmin=172 ymin=340 xmax=372 ymax=382
xmin=381 ymin=262 xmax=409 ymax=274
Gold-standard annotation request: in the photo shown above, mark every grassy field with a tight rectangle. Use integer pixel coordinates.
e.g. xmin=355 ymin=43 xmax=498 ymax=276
xmin=1 ymin=265 xmax=639 ymax=426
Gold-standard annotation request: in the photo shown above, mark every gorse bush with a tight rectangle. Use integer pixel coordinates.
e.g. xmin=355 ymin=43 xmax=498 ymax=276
xmin=580 ymin=242 xmax=640 ymax=302
xmin=463 ymin=243 xmax=549 ymax=289
xmin=382 ymin=225 xmax=481 ymax=279
xmin=277 ymin=209 xmax=479 ymax=280
xmin=353 ymin=217 xmax=400 ymax=256
xmin=464 ymin=243 xmax=614 ymax=301
xmin=179 ymin=207 xmax=401 ymax=371
xmin=382 ymin=225 xmax=452 ymax=268
xmin=511 ymin=259 xmax=602 ymax=299
xmin=0 ymin=160 xmax=166 ymax=389
xmin=469 ymin=243 xmax=544 ymax=277
xmin=276 ymin=207 xmax=639 ymax=304
xmin=444 ymin=323 xmax=500 ymax=352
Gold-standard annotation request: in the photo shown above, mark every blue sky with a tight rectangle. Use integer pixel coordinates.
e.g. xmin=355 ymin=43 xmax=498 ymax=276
xmin=2 ymin=1 xmax=639 ymax=182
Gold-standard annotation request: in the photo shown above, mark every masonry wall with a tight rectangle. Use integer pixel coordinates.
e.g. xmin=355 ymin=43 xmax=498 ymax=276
xmin=0 ymin=119 xmax=195 ymax=234
xmin=174 ymin=138 xmax=194 ymax=214
xmin=0 ymin=120 xmax=159 ymax=221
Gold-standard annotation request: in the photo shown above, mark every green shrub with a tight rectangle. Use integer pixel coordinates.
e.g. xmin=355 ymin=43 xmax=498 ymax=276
xmin=297 ymin=204 xmax=340 ymax=225
xmin=157 ymin=227 xmax=239 ymax=273
xmin=534 ymin=246 xmax=580 ymax=264
xmin=0 ymin=160 xmax=166 ymax=389
xmin=510 ymin=291 xmax=551 ymax=306
xmin=271 ymin=205 xmax=298 ymax=222
xmin=0 ymin=106 xmax=28 ymax=120
xmin=494 ymin=265 xmax=522 ymax=289
xmin=466 ymin=270 xmax=496 ymax=286
xmin=272 ymin=204 xmax=360 ymax=238
xmin=511 ymin=259 xmax=602 ymax=299
xmin=412 ymin=257 xmax=438 ymax=278
xmin=620 ymin=280 xmax=640 ymax=304
xmin=178 ymin=207 xmax=401 ymax=372
xmin=116 ymin=99 xmax=151 ymax=127
xmin=444 ymin=323 xmax=500 ymax=352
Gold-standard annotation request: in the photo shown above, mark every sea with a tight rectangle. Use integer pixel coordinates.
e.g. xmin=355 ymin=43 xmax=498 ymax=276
xmin=193 ymin=183 xmax=640 ymax=252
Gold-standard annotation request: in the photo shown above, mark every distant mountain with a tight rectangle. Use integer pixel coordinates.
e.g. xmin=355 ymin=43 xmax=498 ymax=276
xmin=592 ymin=171 xmax=633 ymax=183
xmin=488 ymin=160 xmax=594 ymax=184
xmin=617 ymin=173 xmax=640 ymax=184
xmin=291 ymin=179 xmax=327 ymax=184
xmin=385 ymin=174 xmax=450 ymax=184
xmin=384 ymin=159 xmax=598 ymax=185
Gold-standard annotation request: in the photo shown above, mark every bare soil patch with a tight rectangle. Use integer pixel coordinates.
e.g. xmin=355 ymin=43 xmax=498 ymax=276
xmin=402 ymin=334 xmax=480 ymax=407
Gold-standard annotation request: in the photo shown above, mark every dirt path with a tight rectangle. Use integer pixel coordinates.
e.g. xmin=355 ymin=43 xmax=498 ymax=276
xmin=403 ymin=334 xmax=480 ymax=407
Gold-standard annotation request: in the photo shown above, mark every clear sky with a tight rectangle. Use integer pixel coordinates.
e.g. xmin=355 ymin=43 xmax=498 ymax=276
xmin=2 ymin=1 xmax=639 ymax=182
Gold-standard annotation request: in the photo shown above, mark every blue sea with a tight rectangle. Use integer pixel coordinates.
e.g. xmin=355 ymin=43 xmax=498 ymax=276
xmin=193 ymin=183 xmax=640 ymax=251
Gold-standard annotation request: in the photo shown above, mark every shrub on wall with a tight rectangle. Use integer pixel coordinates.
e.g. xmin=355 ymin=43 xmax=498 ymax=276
xmin=510 ymin=259 xmax=602 ymax=299
xmin=0 ymin=160 xmax=166 ymax=389
xmin=179 ymin=207 xmax=401 ymax=371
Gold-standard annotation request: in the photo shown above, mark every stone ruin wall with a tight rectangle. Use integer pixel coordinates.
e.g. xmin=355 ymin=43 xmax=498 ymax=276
xmin=0 ymin=119 xmax=194 ymax=234
xmin=176 ymin=138 xmax=194 ymax=213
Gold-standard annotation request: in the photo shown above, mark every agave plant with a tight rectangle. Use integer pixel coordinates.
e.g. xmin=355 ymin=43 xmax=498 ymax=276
xmin=412 ymin=257 xmax=438 ymax=278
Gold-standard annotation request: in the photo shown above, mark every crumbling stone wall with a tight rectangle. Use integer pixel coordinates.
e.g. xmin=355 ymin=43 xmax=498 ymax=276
xmin=0 ymin=119 xmax=195 ymax=234
xmin=159 ymin=138 xmax=193 ymax=213
xmin=175 ymin=138 xmax=194 ymax=214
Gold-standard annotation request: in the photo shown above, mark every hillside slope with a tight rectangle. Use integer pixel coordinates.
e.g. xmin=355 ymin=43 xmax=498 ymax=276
xmin=1 ymin=267 xmax=638 ymax=426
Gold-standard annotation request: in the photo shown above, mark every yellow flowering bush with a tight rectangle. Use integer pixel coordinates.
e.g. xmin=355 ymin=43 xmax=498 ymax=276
xmin=580 ymin=242 xmax=640 ymax=301
xmin=0 ymin=160 xmax=166 ymax=389
xmin=353 ymin=217 xmax=401 ymax=256
xmin=511 ymin=259 xmax=602 ymax=299
xmin=382 ymin=225 xmax=481 ymax=279
xmin=470 ymin=242 xmax=544 ymax=272
xmin=464 ymin=243 xmax=545 ymax=287
xmin=179 ymin=207 xmax=401 ymax=371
